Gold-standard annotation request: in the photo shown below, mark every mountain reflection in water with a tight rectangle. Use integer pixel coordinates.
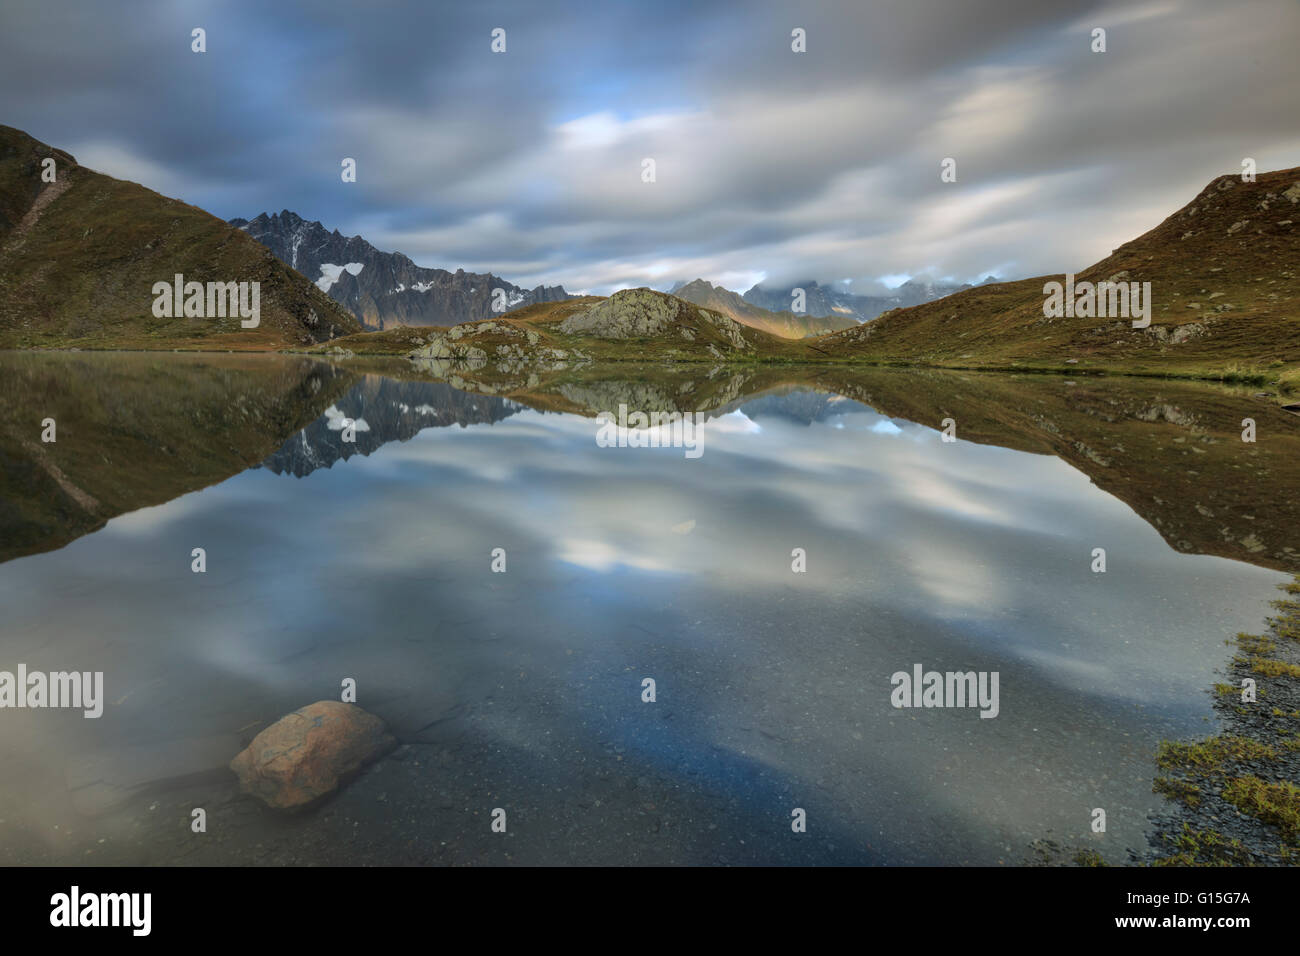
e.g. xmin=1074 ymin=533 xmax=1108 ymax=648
xmin=0 ymin=351 xmax=1292 ymax=865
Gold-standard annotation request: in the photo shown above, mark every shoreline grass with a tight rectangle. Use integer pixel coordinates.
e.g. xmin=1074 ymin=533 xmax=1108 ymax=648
xmin=4 ymin=345 xmax=1295 ymax=396
xmin=1148 ymin=578 xmax=1300 ymax=865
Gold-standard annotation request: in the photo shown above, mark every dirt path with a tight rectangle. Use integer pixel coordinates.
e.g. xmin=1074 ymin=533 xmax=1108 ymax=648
xmin=0 ymin=169 xmax=75 ymax=261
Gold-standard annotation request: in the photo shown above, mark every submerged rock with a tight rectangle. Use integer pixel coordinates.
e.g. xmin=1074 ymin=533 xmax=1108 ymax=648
xmin=558 ymin=288 xmax=754 ymax=352
xmin=230 ymin=701 xmax=396 ymax=809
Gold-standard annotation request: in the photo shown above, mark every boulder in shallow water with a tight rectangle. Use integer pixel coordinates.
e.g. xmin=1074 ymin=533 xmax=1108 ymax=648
xmin=230 ymin=701 xmax=396 ymax=809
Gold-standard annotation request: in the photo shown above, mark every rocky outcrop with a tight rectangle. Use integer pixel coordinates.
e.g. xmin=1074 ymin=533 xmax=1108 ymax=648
xmin=559 ymin=287 xmax=689 ymax=338
xmin=699 ymin=309 xmax=753 ymax=351
xmin=230 ymin=701 xmax=396 ymax=809
xmin=558 ymin=288 xmax=756 ymax=353
xmin=407 ymin=319 xmax=587 ymax=364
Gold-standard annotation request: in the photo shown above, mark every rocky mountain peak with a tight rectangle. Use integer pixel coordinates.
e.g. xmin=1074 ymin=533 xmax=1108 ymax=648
xmin=231 ymin=210 xmax=572 ymax=329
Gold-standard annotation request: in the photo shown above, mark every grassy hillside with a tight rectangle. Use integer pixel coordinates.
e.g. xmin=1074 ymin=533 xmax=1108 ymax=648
xmin=818 ymin=166 xmax=1300 ymax=383
xmin=0 ymin=125 xmax=361 ymax=350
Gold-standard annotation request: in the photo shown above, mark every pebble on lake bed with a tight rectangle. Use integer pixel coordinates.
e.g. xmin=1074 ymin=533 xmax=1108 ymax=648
xmin=230 ymin=701 xmax=397 ymax=809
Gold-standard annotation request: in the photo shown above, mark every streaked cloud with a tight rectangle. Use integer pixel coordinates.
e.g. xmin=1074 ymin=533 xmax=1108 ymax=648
xmin=2 ymin=0 xmax=1296 ymax=294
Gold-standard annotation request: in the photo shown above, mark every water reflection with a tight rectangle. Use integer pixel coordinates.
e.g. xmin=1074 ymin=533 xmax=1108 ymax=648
xmin=0 ymin=352 xmax=1292 ymax=865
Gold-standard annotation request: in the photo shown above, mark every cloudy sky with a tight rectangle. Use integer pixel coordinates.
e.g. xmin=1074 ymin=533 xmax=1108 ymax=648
xmin=2 ymin=0 xmax=1298 ymax=295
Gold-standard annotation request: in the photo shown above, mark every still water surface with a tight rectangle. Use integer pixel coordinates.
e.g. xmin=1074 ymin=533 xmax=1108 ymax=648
xmin=0 ymin=354 xmax=1287 ymax=864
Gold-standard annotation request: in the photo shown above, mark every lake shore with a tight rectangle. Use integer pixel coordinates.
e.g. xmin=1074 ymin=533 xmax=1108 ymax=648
xmin=5 ymin=342 xmax=1297 ymax=396
xmin=1142 ymin=577 xmax=1300 ymax=865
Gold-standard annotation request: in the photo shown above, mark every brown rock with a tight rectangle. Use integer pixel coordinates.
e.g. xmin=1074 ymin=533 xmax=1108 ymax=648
xmin=230 ymin=701 xmax=396 ymax=809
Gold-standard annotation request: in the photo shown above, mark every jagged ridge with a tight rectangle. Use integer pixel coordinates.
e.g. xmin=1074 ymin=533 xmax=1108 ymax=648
xmin=231 ymin=210 xmax=570 ymax=330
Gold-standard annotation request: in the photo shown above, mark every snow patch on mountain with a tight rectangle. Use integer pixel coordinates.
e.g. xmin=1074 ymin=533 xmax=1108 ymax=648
xmin=316 ymin=262 xmax=365 ymax=293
